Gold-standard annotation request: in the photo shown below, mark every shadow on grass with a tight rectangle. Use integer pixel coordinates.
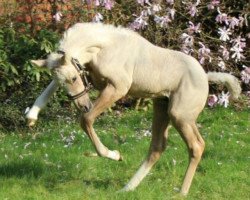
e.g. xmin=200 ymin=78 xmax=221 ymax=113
xmin=0 ymin=160 xmax=120 ymax=191
xmin=0 ymin=160 xmax=44 ymax=178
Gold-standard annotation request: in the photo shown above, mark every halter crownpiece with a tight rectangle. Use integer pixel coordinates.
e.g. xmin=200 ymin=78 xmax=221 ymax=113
xmin=71 ymin=58 xmax=86 ymax=74
xmin=69 ymin=57 xmax=93 ymax=100
xmin=71 ymin=58 xmax=92 ymax=86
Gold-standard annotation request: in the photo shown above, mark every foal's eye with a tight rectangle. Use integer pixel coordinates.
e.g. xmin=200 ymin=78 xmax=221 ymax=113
xmin=72 ymin=76 xmax=77 ymax=83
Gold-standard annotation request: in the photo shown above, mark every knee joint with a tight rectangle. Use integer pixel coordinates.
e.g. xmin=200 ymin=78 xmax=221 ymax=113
xmin=80 ymin=113 xmax=94 ymax=129
xmin=148 ymin=152 xmax=161 ymax=163
xmin=191 ymin=142 xmax=205 ymax=160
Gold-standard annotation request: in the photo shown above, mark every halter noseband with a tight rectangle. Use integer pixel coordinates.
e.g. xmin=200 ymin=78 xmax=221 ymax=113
xmin=57 ymin=50 xmax=93 ymax=100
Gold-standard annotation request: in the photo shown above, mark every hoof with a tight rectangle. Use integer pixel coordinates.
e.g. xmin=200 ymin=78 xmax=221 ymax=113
xmin=114 ymin=150 xmax=123 ymax=161
xmin=117 ymin=185 xmax=133 ymax=193
xmin=107 ymin=150 xmax=123 ymax=161
xmin=27 ymin=118 xmax=37 ymax=127
xmin=180 ymin=191 xmax=188 ymax=196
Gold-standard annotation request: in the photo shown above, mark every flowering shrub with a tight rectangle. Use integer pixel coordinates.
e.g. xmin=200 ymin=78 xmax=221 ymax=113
xmin=0 ymin=0 xmax=249 ymax=107
xmin=0 ymin=26 xmax=59 ymax=94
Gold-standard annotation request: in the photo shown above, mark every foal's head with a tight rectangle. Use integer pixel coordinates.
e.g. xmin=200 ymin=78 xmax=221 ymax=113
xmin=31 ymin=53 xmax=92 ymax=113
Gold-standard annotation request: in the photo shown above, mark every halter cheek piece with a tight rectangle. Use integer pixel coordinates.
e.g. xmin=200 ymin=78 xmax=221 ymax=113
xmin=57 ymin=51 xmax=93 ymax=100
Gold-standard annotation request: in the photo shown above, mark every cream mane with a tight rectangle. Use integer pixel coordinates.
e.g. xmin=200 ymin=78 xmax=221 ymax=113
xmin=58 ymin=23 xmax=140 ymax=59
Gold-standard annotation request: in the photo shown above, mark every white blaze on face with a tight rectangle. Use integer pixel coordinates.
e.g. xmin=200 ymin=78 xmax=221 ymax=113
xmin=53 ymin=64 xmax=85 ymax=97
xmin=53 ymin=65 xmax=76 ymax=84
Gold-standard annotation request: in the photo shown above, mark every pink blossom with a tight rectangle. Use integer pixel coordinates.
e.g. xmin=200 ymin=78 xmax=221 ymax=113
xmin=82 ymin=0 xmax=100 ymax=6
xmin=240 ymin=66 xmax=250 ymax=84
xmin=228 ymin=17 xmax=240 ymax=29
xmin=216 ymin=8 xmax=229 ymax=25
xmin=187 ymin=3 xmax=199 ymax=17
xmin=154 ymin=15 xmax=171 ymax=28
xmin=180 ymin=33 xmax=194 ymax=55
xmin=207 ymin=0 xmax=220 ymax=10
xmin=137 ymin=0 xmax=144 ymax=5
xmin=137 ymin=0 xmax=150 ymax=6
xmin=183 ymin=0 xmax=200 ymax=17
xmin=218 ymin=91 xmax=230 ymax=107
xmin=92 ymin=12 xmax=103 ymax=23
xmin=152 ymin=4 xmax=162 ymax=12
xmin=208 ymin=94 xmax=218 ymax=107
xmin=219 ymin=45 xmax=230 ymax=60
xmin=85 ymin=0 xmax=114 ymax=9
xmin=147 ymin=4 xmax=162 ymax=15
xmin=180 ymin=33 xmax=194 ymax=47
xmin=187 ymin=21 xmax=201 ymax=34
xmin=94 ymin=0 xmax=100 ymax=6
xmin=130 ymin=20 xmax=146 ymax=30
xmin=103 ymin=0 xmax=114 ymax=10
xmin=167 ymin=8 xmax=176 ymax=20
xmin=181 ymin=46 xmax=194 ymax=55
xmin=218 ymin=27 xmax=232 ymax=41
xmin=238 ymin=16 xmax=245 ymax=27
xmin=230 ymin=45 xmax=245 ymax=62
xmin=230 ymin=36 xmax=246 ymax=49
xmin=130 ymin=11 xmax=148 ymax=30
xmin=198 ymin=42 xmax=212 ymax=64
xmin=218 ymin=58 xmax=226 ymax=70
xmin=53 ymin=12 xmax=62 ymax=22
xmin=166 ymin=0 xmax=174 ymax=5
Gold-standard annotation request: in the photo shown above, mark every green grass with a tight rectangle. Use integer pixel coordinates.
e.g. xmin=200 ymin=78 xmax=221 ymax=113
xmin=0 ymin=107 xmax=249 ymax=200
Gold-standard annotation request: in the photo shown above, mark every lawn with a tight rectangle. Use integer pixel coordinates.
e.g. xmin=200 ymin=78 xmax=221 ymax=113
xmin=0 ymin=106 xmax=249 ymax=200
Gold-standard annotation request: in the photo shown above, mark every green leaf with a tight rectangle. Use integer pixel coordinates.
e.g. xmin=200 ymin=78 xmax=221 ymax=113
xmin=35 ymin=72 xmax=41 ymax=81
xmin=10 ymin=65 xmax=18 ymax=75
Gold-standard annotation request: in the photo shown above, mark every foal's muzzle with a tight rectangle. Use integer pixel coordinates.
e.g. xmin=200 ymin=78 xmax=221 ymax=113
xmin=74 ymin=99 xmax=92 ymax=113
xmin=81 ymin=101 xmax=92 ymax=113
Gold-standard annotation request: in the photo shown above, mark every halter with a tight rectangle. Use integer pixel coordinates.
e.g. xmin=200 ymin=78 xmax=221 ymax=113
xmin=57 ymin=50 xmax=93 ymax=100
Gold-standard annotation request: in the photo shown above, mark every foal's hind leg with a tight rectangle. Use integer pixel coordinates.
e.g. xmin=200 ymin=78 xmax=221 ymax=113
xmin=121 ymin=98 xmax=170 ymax=191
xmin=170 ymin=108 xmax=205 ymax=195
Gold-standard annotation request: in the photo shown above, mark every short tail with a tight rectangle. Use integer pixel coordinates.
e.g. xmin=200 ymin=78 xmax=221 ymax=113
xmin=207 ymin=72 xmax=241 ymax=99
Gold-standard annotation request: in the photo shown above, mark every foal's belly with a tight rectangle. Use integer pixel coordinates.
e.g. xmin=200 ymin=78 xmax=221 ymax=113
xmin=127 ymin=83 xmax=171 ymax=98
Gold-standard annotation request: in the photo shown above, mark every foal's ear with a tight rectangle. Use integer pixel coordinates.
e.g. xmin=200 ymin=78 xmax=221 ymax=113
xmin=30 ymin=59 xmax=47 ymax=67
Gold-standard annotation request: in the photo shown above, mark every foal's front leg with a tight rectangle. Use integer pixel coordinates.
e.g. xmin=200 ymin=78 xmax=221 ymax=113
xmin=80 ymin=83 xmax=126 ymax=161
xmin=26 ymin=80 xmax=59 ymax=126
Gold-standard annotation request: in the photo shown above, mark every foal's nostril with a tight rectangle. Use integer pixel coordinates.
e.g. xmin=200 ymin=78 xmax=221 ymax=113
xmin=82 ymin=106 xmax=87 ymax=113
xmin=77 ymin=100 xmax=92 ymax=113
xmin=83 ymin=105 xmax=91 ymax=113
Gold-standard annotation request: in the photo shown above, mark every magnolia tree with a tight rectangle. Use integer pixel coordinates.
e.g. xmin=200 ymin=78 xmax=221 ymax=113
xmin=50 ymin=0 xmax=249 ymax=107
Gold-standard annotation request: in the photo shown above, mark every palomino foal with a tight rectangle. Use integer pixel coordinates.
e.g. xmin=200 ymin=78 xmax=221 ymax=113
xmin=29 ymin=23 xmax=241 ymax=195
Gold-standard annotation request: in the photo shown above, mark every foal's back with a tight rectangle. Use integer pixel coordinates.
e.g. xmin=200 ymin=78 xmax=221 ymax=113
xmin=128 ymin=41 xmax=208 ymax=100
